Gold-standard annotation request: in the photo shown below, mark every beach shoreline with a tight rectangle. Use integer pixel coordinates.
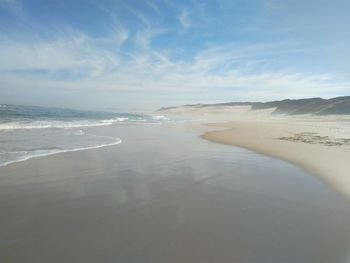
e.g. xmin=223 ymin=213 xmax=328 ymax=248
xmin=2 ymin=119 xmax=350 ymax=262
xmin=160 ymin=105 xmax=350 ymax=198
xmin=201 ymin=120 xmax=350 ymax=198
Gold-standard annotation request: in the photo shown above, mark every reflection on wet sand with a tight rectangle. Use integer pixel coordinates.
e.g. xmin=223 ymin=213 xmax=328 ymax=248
xmin=1 ymin=123 xmax=350 ymax=263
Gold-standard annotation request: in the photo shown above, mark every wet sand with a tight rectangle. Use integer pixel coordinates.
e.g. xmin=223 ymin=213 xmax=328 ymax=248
xmin=202 ymin=120 xmax=350 ymax=199
xmin=1 ymin=123 xmax=350 ymax=263
xmin=161 ymin=105 xmax=350 ymax=198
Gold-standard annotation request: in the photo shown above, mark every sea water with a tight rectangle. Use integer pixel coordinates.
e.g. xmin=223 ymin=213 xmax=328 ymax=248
xmin=0 ymin=104 xmax=169 ymax=167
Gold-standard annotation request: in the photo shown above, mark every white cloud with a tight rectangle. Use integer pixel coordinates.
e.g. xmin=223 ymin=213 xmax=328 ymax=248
xmin=127 ymin=6 xmax=151 ymax=28
xmin=145 ymin=0 xmax=161 ymax=15
xmin=179 ymin=9 xmax=191 ymax=29
xmin=134 ymin=27 xmax=169 ymax=50
xmin=0 ymin=33 xmax=345 ymax=103
xmin=0 ymin=1 xmax=349 ymax=110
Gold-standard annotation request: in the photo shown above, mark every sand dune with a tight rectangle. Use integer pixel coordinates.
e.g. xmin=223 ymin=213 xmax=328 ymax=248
xmin=159 ymin=96 xmax=350 ymax=115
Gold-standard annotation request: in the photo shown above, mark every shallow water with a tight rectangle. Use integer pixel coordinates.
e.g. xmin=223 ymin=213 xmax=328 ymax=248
xmin=1 ymin=122 xmax=350 ymax=263
xmin=0 ymin=104 xmax=168 ymax=166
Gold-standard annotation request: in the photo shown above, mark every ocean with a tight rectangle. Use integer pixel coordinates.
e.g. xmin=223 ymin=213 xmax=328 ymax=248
xmin=0 ymin=104 xmax=169 ymax=167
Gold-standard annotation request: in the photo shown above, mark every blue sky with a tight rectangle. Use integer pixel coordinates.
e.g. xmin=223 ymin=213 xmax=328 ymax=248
xmin=0 ymin=0 xmax=349 ymax=111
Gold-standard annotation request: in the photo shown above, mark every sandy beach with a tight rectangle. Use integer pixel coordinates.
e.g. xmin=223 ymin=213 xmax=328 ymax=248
xmin=2 ymin=122 xmax=350 ymax=262
xmin=162 ymin=105 xmax=350 ymax=198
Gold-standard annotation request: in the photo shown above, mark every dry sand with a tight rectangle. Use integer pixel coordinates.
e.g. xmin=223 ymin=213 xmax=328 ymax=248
xmin=162 ymin=105 xmax=350 ymax=198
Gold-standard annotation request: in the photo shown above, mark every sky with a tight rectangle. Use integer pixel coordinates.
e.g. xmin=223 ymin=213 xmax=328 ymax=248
xmin=0 ymin=0 xmax=349 ymax=112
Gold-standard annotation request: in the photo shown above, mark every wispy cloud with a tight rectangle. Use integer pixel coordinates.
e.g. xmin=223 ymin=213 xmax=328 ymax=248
xmin=127 ymin=5 xmax=151 ymax=28
xmin=145 ymin=0 xmax=161 ymax=15
xmin=0 ymin=0 xmax=349 ymax=110
xmin=0 ymin=32 xmax=345 ymax=101
xmin=179 ymin=9 xmax=191 ymax=29
xmin=134 ymin=27 xmax=169 ymax=50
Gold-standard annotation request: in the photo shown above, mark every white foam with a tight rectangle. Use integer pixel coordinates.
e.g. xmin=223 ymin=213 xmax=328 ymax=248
xmin=0 ymin=137 xmax=122 ymax=168
xmin=115 ymin=117 xmax=129 ymax=122
xmin=0 ymin=118 xmax=129 ymax=130
xmin=151 ymin=115 xmax=170 ymax=121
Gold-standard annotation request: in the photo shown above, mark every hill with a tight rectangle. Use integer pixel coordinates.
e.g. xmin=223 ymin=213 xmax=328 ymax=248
xmin=158 ymin=96 xmax=350 ymax=115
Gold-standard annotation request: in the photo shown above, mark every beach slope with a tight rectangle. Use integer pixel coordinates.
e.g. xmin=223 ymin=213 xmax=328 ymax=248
xmin=161 ymin=105 xmax=350 ymax=197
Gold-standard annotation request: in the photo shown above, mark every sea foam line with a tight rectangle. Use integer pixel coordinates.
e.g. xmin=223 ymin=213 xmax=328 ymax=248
xmin=0 ymin=115 xmax=171 ymax=131
xmin=0 ymin=119 xmax=128 ymax=130
xmin=0 ymin=137 xmax=122 ymax=168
